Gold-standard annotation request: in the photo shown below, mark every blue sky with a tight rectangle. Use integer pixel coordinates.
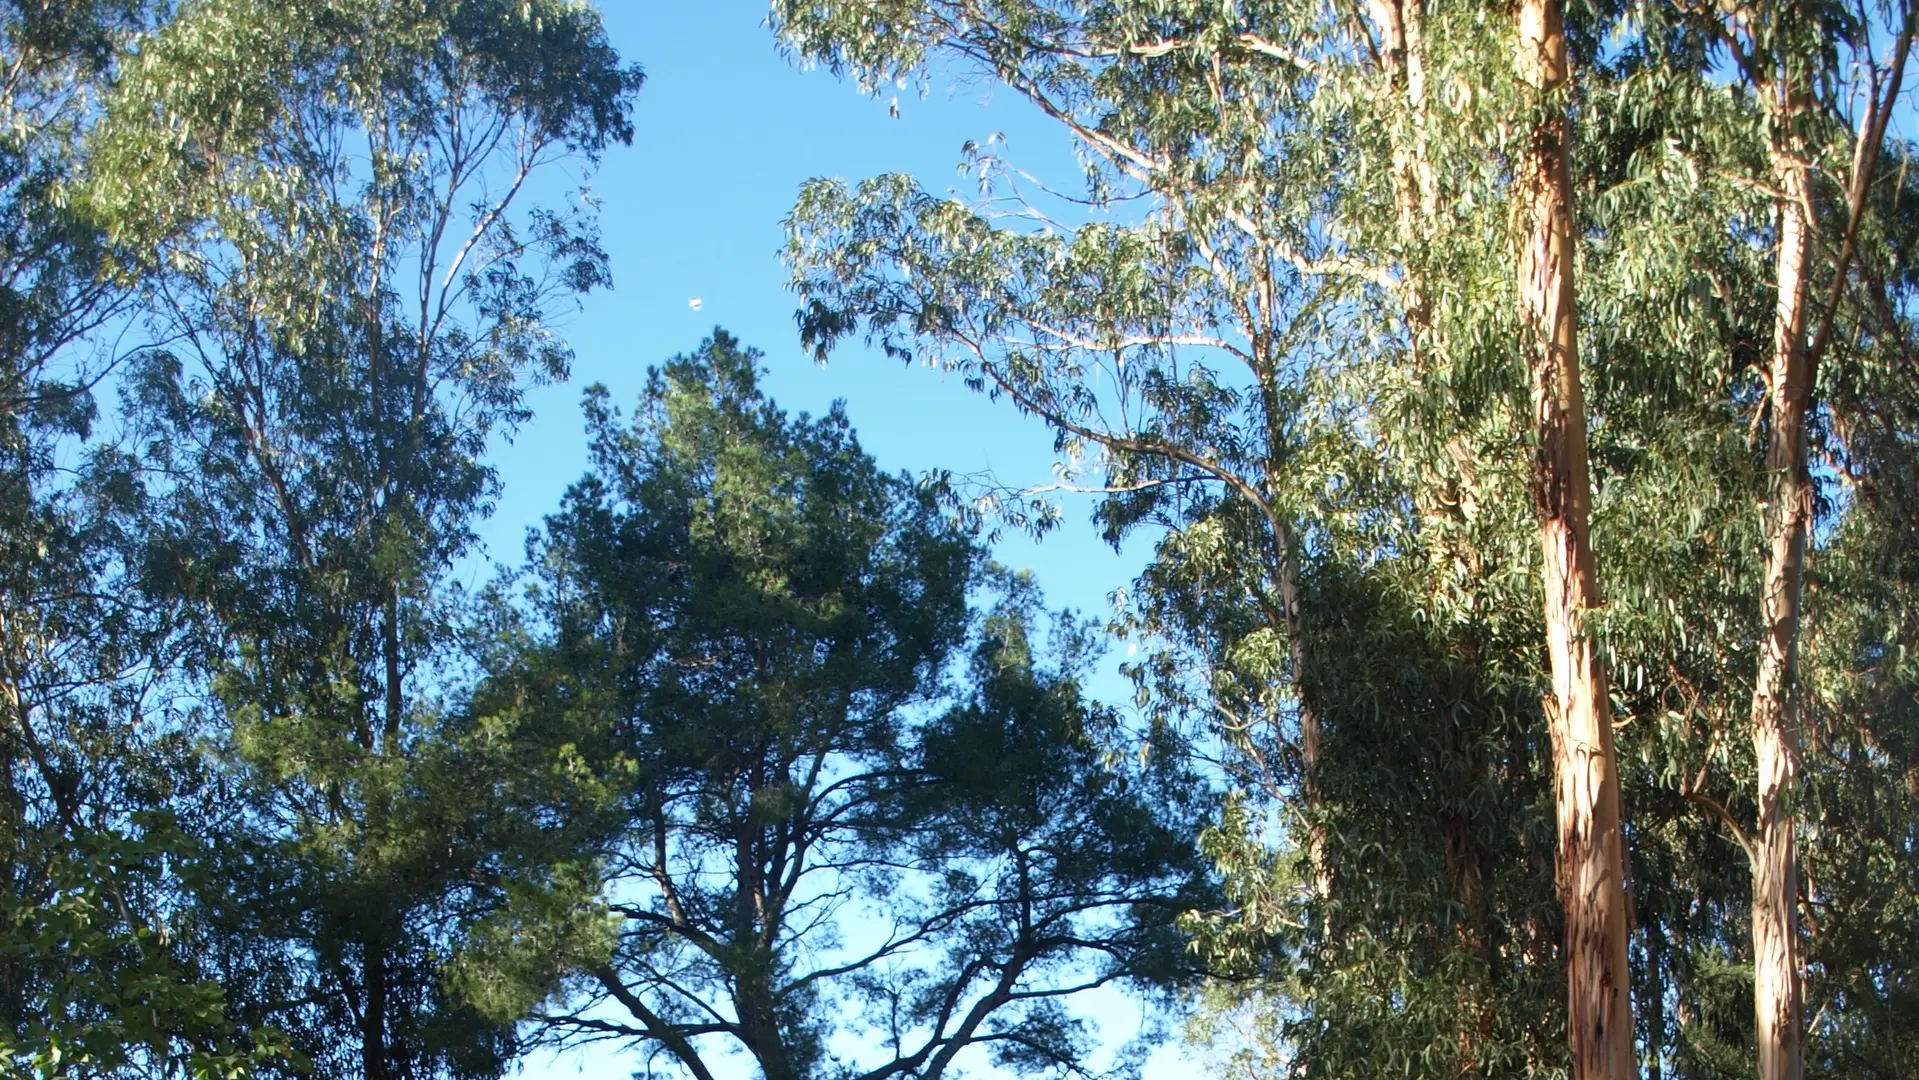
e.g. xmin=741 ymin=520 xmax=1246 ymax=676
xmin=479 ymin=1 xmax=1140 ymax=609
xmin=496 ymin=4 xmax=1194 ymax=1079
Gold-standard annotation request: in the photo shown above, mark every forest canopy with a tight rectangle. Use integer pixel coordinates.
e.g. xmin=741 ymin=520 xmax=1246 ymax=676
xmin=2 ymin=2 xmax=1917 ymax=1080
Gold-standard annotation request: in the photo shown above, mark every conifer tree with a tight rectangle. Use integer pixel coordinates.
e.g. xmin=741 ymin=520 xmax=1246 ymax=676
xmin=472 ymin=332 xmax=1214 ymax=1080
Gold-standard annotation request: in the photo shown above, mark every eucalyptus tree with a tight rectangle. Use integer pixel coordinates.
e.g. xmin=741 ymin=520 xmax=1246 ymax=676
xmin=479 ymin=332 xmax=1212 ymax=1080
xmin=82 ymin=1 xmax=640 ymax=1075
xmin=1798 ymin=30 xmax=1919 ymax=1074
xmin=773 ymin=1 xmax=1919 ymax=1077
xmin=0 ymin=2 xmax=288 ymax=1073
xmin=1744 ymin=15 xmax=1908 ymax=1080
xmin=1508 ymin=0 xmax=1640 ymax=1066
xmin=772 ymin=0 xmax=1597 ymax=1072
xmin=1630 ymin=1 xmax=1917 ymax=1073
xmin=1584 ymin=0 xmax=1919 ymax=1072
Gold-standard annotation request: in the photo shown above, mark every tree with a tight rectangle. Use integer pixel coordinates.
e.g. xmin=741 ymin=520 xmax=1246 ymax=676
xmin=1715 ymin=5 xmax=1910 ymax=1076
xmin=84 ymin=1 xmax=641 ymax=1075
xmin=775 ymin=1 xmax=1919 ymax=1077
xmin=775 ymin=1 xmax=1576 ymax=1071
xmin=481 ymin=332 xmax=1213 ymax=1080
xmin=0 ymin=2 xmax=285 ymax=1073
xmin=1512 ymin=0 xmax=1636 ymax=1069
xmin=1596 ymin=1 xmax=1918 ymax=1072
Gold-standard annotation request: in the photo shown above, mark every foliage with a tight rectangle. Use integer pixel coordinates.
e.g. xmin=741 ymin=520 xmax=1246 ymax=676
xmin=482 ymin=332 xmax=1215 ymax=1080
xmin=0 ymin=1 xmax=298 ymax=1074
xmin=775 ymin=0 xmax=1919 ymax=1076
xmin=2 ymin=0 xmax=1916 ymax=1077
xmin=79 ymin=1 xmax=640 ymax=1076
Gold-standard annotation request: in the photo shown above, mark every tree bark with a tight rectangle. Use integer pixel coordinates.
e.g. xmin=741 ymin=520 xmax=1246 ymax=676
xmin=1514 ymin=2 xmax=1637 ymax=1077
xmin=383 ymin=589 xmax=403 ymax=745
xmin=362 ymin=587 xmax=404 ymax=1080
xmin=1272 ymin=513 xmax=1329 ymax=897
xmin=1751 ymin=126 xmax=1812 ymax=1080
xmin=363 ymin=941 xmax=390 ymax=1080
xmin=1370 ymin=0 xmax=1435 ymax=345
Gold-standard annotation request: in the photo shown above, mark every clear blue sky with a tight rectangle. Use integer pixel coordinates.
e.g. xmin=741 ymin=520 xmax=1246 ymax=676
xmin=496 ymin=4 xmax=1192 ymax=1080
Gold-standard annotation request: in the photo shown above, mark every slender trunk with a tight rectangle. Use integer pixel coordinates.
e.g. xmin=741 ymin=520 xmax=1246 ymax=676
xmin=383 ymin=589 xmax=403 ymax=745
xmin=1254 ymin=0 xmax=1434 ymax=890
xmin=1371 ymin=0 xmax=1435 ymax=339
xmin=1274 ymin=522 xmax=1330 ymax=897
xmin=1514 ymin=3 xmax=1637 ymax=1077
xmin=360 ymin=588 xmax=403 ymax=1080
xmin=1751 ymin=125 xmax=1812 ymax=1080
xmin=363 ymin=941 xmax=390 ymax=1080
xmin=1746 ymin=33 xmax=1912 ymax=1080
xmin=0 ymin=610 xmax=30 ymax=1035
xmin=1255 ymin=375 xmax=1326 ymax=895
xmin=1646 ymin=932 xmax=1666 ymax=1080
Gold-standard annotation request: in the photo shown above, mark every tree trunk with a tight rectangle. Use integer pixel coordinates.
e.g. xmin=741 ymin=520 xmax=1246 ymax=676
xmin=1513 ymin=2 xmax=1637 ymax=1077
xmin=1370 ymin=0 xmax=1435 ymax=339
xmin=1275 ymin=522 xmax=1330 ymax=897
xmin=1751 ymin=132 xmax=1812 ymax=1080
xmin=1255 ymin=371 xmax=1326 ymax=895
xmin=1646 ymin=932 xmax=1666 ymax=1080
xmin=363 ymin=941 xmax=390 ymax=1080
xmin=383 ymin=589 xmax=403 ymax=745
xmin=361 ymin=587 xmax=404 ymax=1080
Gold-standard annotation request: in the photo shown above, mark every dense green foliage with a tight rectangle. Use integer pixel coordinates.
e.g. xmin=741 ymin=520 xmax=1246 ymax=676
xmin=2 ymin=0 xmax=1917 ymax=1079
xmin=0 ymin=2 xmax=288 ymax=1074
xmin=477 ymin=333 xmax=1212 ymax=1080
xmin=87 ymin=0 xmax=642 ymax=1074
xmin=775 ymin=0 xmax=1919 ymax=1077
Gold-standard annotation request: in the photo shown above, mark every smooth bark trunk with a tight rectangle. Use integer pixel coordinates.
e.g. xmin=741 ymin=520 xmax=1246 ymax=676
xmin=1751 ymin=136 xmax=1811 ymax=1080
xmin=1370 ymin=0 xmax=1435 ymax=335
xmin=1514 ymin=2 xmax=1637 ymax=1077
xmin=1256 ymin=371 xmax=1325 ymax=895
xmin=1740 ymin=10 xmax=1910 ymax=1072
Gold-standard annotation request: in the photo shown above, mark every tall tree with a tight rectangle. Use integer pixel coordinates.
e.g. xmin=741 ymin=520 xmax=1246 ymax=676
xmin=775 ymin=1 xmax=1577 ymax=1073
xmin=85 ymin=1 xmax=640 ymax=1075
xmin=1616 ymin=0 xmax=1917 ymax=1071
xmin=0 ymin=2 xmax=283 ymax=1073
xmin=477 ymin=333 xmax=1212 ymax=1080
xmin=1512 ymin=0 xmax=1635 ymax=1070
xmin=776 ymin=2 xmax=1919 ymax=1077
xmin=1731 ymin=6 xmax=1910 ymax=1077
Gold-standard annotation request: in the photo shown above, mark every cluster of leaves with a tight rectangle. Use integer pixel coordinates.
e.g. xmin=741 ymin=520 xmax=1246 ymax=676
xmin=2 ymin=3 xmax=1224 ymax=1075
xmin=470 ymin=333 xmax=1217 ymax=1080
xmin=775 ymin=0 xmax=1919 ymax=1076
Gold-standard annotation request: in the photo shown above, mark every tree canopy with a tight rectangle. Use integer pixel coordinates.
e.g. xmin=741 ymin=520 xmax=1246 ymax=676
xmin=480 ymin=332 xmax=1213 ymax=1080
xmin=776 ymin=0 xmax=1919 ymax=1077
xmin=2 ymin=1 xmax=1918 ymax=1079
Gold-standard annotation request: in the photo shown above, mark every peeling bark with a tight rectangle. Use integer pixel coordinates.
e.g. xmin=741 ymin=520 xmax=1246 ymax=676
xmin=1752 ymin=113 xmax=1812 ymax=1080
xmin=1514 ymin=1 xmax=1637 ymax=1076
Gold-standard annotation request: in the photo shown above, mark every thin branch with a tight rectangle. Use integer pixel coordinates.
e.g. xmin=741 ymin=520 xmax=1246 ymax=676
xmin=1682 ymin=790 xmax=1757 ymax=866
xmin=1808 ymin=0 xmax=1918 ymax=369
